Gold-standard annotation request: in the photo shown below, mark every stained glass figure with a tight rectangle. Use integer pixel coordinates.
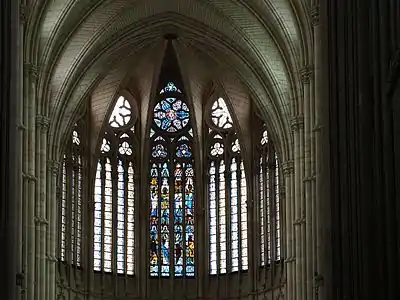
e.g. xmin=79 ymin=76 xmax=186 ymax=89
xmin=149 ymin=79 xmax=195 ymax=277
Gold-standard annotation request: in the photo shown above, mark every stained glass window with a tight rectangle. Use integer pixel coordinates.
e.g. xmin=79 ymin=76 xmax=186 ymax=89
xmin=149 ymin=81 xmax=195 ymax=277
xmin=259 ymin=127 xmax=282 ymax=266
xmin=207 ymin=98 xmax=248 ymax=275
xmin=59 ymin=124 xmax=83 ymax=266
xmin=93 ymin=94 xmax=137 ymax=275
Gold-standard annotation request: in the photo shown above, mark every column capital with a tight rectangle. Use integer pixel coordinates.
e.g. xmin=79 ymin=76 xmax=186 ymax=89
xmin=36 ymin=115 xmax=50 ymax=132
xmin=290 ymin=115 xmax=304 ymax=131
xmin=19 ymin=4 xmax=30 ymax=24
xmin=24 ymin=62 xmax=38 ymax=80
xmin=309 ymin=5 xmax=320 ymax=26
xmin=299 ymin=66 xmax=313 ymax=84
xmin=282 ymin=160 xmax=294 ymax=176
xmin=47 ymin=160 xmax=61 ymax=175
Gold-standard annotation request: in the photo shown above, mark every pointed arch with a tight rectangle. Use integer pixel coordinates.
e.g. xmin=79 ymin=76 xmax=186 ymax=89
xmin=93 ymin=92 xmax=138 ymax=275
xmin=148 ymin=77 xmax=196 ymax=278
xmin=206 ymin=95 xmax=248 ymax=275
xmin=59 ymin=122 xmax=84 ymax=266
xmin=257 ymin=121 xmax=282 ymax=266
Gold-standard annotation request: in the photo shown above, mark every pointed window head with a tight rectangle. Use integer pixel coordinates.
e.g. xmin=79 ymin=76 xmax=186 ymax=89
xmin=211 ymin=98 xmax=233 ymax=129
xmin=160 ymin=82 xmax=182 ymax=94
xmin=109 ymin=96 xmax=132 ymax=128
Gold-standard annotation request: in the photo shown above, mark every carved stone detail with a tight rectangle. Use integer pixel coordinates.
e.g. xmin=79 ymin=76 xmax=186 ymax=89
xmin=24 ymin=62 xmax=38 ymax=80
xmin=310 ymin=5 xmax=320 ymax=26
xmin=34 ymin=216 xmax=49 ymax=225
xmin=290 ymin=115 xmax=304 ymax=132
xmin=36 ymin=115 xmax=50 ymax=132
xmin=22 ymin=172 xmax=37 ymax=181
xmin=19 ymin=4 xmax=29 ymax=24
xmin=47 ymin=160 xmax=61 ymax=175
xmin=300 ymin=66 xmax=312 ymax=84
xmin=282 ymin=160 xmax=294 ymax=176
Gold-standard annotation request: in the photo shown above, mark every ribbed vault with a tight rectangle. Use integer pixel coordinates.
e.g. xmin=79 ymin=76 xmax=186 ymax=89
xmin=28 ymin=0 xmax=311 ymax=163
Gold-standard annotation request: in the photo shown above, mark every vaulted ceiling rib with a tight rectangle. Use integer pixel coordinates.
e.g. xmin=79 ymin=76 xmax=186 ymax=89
xmin=32 ymin=0 xmax=307 ymax=162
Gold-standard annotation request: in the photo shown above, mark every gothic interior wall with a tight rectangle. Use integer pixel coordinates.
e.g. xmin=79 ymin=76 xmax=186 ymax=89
xmin=1 ymin=0 xmax=328 ymax=299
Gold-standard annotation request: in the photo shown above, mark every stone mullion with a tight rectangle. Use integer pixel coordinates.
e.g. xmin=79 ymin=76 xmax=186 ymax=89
xmin=23 ymin=63 xmax=37 ymax=300
xmin=261 ymin=150 xmax=268 ymax=286
xmin=47 ymin=160 xmax=59 ymax=299
xmin=302 ymin=64 xmax=315 ymax=300
xmin=283 ymin=161 xmax=294 ymax=300
xmin=35 ymin=114 xmax=49 ymax=300
xmin=267 ymin=145 xmax=275 ymax=286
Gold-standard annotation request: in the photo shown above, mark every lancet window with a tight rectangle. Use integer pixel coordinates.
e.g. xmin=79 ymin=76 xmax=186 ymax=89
xmin=258 ymin=127 xmax=281 ymax=265
xmin=149 ymin=81 xmax=196 ymax=278
xmin=93 ymin=95 xmax=137 ymax=275
xmin=207 ymin=97 xmax=248 ymax=275
xmin=59 ymin=123 xmax=83 ymax=266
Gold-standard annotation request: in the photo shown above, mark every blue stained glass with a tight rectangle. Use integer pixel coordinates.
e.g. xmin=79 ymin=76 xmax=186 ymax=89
xmin=161 ymin=164 xmax=169 ymax=177
xmin=161 ymin=100 xmax=171 ymax=111
xmin=160 ymin=82 xmax=182 ymax=94
xmin=161 ymin=118 xmax=172 ymax=130
xmin=150 ymin=79 xmax=195 ymax=277
xmin=176 ymin=111 xmax=189 ymax=119
xmin=176 ymin=144 xmax=192 ymax=158
xmin=150 ymin=165 xmax=159 ymax=276
xmin=175 ymin=265 xmax=183 ymax=276
xmin=173 ymin=100 xmax=182 ymax=110
xmin=153 ymin=97 xmax=190 ymax=132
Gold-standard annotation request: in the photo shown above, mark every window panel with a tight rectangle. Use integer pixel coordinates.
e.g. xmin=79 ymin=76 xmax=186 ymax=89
xmin=91 ymin=96 xmax=137 ymax=275
xmin=59 ymin=126 xmax=83 ymax=267
xmin=149 ymin=81 xmax=195 ymax=277
xmin=258 ymin=128 xmax=283 ymax=266
xmin=207 ymin=98 xmax=248 ymax=275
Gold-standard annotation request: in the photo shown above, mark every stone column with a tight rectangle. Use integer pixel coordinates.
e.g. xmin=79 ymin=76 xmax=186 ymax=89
xmin=301 ymin=65 xmax=314 ymax=300
xmin=24 ymin=62 xmax=38 ymax=300
xmin=283 ymin=161 xmax=294 ymax=300
xmin=291 ymin=115 xmax=305 ymax=300
xmin=35 ymin=115 xmax=50 ymax=300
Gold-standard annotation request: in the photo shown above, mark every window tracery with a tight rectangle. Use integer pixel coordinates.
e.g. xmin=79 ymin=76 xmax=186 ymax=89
xmin=258 ymin=126 xmax=282 ymax=266
xmin=59 ymin=123 xmax=83 ymax=266
xmin=93 ymin=95 xmax=137 ymax=275
xmin=149 ymin=81 xmax=195 ymax=278
xmin=207 ymin=97 xmax=248 ymax=275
